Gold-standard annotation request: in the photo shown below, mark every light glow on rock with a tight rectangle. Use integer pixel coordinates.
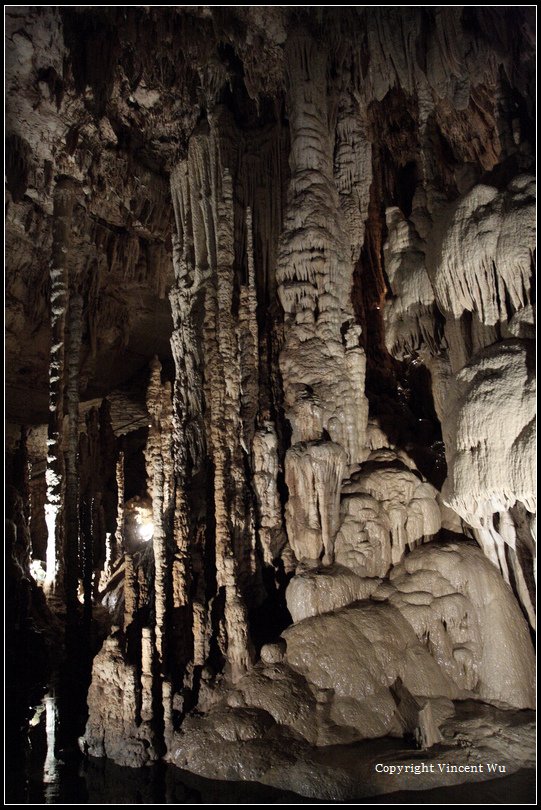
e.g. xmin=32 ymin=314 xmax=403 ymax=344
xmin=137 ymin=517 xmax=154 ymax=543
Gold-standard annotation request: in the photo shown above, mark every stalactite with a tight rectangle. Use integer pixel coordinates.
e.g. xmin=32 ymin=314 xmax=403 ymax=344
xmin=169 ymin=160 xmax=209 ymax=670
xmin=161 ymin=384 xmax=175 ymax=514
xmin=276 ymin=32 xmax=369 ymax=567
xmin=171 ymin=487 xmax=190 ymax=610
xmin=285 ymin=441 xmax=347 ymax=564
xmin=6 ymin=9 xmax=536 ymax=798
xmin=169 ymin=112 xmax=284 ymax=687
xmin=152 ymin=448 xmax=163 ymax=663
xmin=11 ymin=7 xmax=536 ymax=788
xmin=434 ymin=177 xmax=535 ymax=326
xmin=239 ymin=207 xmax=259 ymax=452
xmin=44 ymin=178 xmax=76 ymax=594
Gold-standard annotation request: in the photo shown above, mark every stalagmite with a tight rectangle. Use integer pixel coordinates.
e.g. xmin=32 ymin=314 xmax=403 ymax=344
xmin=98 ymin=532 xmax=113 ymax=592
xmin=208 ymin=167 xmax=254 ymax=677
xmin=169 ymin=160 xmax=207 ymax=627
xmin=252 ymin=422 xmax=285 ymax=564
xmin=79 ymin=408 xmax=98 ymax=618
xmin=140 ymin=627 xmax=154 ymax=723
xmin=162 ymin=679 xmax=173 ymax=750
xmin=123 ymin=553 xmax=136 ymax=630
xmin=114 ymin=450 xmax=125 ymax=555
xmin=145 ymin=356 xmax=171 ymax=666
xmin=191 ymin=527 xmax=209 ymax=669
xmin=81 ymin=631 xmax=158 ymax=767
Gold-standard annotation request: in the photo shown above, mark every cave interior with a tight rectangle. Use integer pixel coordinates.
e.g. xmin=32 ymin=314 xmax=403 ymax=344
xmin=5 ymin=6 xmax=536 ymax=804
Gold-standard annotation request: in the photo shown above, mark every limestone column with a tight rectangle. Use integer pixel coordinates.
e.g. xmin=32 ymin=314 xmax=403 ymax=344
xmin=44 ymin=177 xmax=77 ymax=594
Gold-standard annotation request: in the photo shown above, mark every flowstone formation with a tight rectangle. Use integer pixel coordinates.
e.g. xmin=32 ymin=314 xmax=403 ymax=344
xmin=5 ymin=6 xmax=535 ymax=801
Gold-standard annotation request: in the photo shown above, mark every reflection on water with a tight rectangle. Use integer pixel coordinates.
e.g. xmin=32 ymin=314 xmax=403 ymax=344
xmin=18 ymin=693 xmax=318 ymax=804
xmin=12 ymin=693 xmax=536 ymax=805
xmin=43 ymin=695 xmax=58 ymax=800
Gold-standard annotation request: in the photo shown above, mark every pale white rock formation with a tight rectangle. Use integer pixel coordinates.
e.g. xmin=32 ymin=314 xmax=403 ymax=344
xmin=379 ymin=160 xmax=536 ymax=619
xmin=335 ymin=492 xmax=392 ymax=578
xmin=283 ymin=601 xmax=459 ymax=742
xmin=167 ymin=699 xmax=534 ymax=800
xmin=260 ymin=640 xmax=286 ymax=665
xmin=434 ymin=176 xmax=535 ymax=326
xmin=168 ymin=597 xmax=459 ymax=772
xmin=383 ymin=206 xmax=438 ymax=359
xmin=366 ymin=420 xmax=388 ymax=451
xmin=285 ymin=440 xmax=347 ymax=565
xmin=114 ymin=451 xmax=125 ymax=555
xmin=168 ymin=617 xmax=461 ymax=794
xmin=390 ymin=677 xmax=448 ymax=749
xmin=442 ymin=340 xmax=535 ymax=523
xmin=382 ymin=542 xmax=535 ymax=709
xmin=123 ymin=553 xmax=136 ymax=630
xmin=508 ymin=304 xmax=535 ymax=340
xmin=252 ymin=421 xmax=285 ymax=564
xmin=336 ymin=451 xmax=441 ymax=573
xmin=81 ymin=632 xmax=159 ymax=767
xmin=166 ymin=538 xmax=533 ymax=792
xmin=64 ymin=289 xmax=83 ymax=610
xmin=169 ymin=158 xmax=208 ymax=652
xmin=286 ymin=564 xmax=380 ymax=623
xmin=437 ymin=496 xmax=465 ymax=535
xmin=145 ymin=356 xmax=174 ymax=666
xmin=276 ymin=32 xmax=368 ymax=468
xmin=205 ymin=164 xmax=255 ymax=676
xmin=438 ymin=339 xmax=536 ymax=608
xmin=224 ymin=663 xmax=320 ymax=744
